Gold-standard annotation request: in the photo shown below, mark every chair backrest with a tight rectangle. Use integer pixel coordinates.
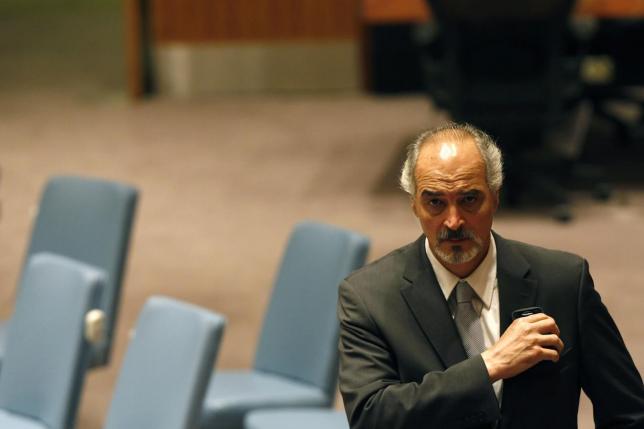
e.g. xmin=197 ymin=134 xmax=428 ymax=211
xmin=24 ymin=175 xmax=138 ymax=366
xmin=424 ymin=0 xmax=578 ymax=145
xmin=253 ymin=221 xmax=370 ymax=401
xmin=104 ymin=296 xmax=225 ymax=429
xmin=0 ymin=253 xmax=104 ymax=429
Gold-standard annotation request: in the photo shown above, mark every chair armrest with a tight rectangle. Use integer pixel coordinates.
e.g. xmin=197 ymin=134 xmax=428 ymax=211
xmin=85 ymin=309 xmax=106 ymax=345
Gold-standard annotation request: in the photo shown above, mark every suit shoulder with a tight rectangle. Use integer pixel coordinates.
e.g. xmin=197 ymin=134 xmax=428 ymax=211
xmin=344 ymin=241 xmax=415 ymax=289
xmin=503 ymin=237 xmax=586 ymax=271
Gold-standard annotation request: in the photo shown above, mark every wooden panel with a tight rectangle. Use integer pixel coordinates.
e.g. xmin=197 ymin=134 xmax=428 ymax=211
xmin=152 ymin=0 xmax=361 ymax=43
xmin=124 ymin=0 xmax=143 ymax=98
xmin=576 ymin=0 xmax=644 ymax=17
xmin=362 ymin=0 xmax=429 ymax=23
xmin=361 ymin=0 xmax=644 ymax=23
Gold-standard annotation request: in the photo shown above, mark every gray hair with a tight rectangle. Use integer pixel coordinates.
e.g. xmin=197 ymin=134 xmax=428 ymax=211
xmin=399 ymin=122 xmax=504 ymax=196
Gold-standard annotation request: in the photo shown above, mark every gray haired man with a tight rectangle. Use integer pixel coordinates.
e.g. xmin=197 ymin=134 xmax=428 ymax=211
xmin=338 ymin=122 xmax=644 ymax=428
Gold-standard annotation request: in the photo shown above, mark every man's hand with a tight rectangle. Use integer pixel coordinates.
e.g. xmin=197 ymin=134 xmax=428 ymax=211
xmin=481 ymin=313 xmax=564 ymax=382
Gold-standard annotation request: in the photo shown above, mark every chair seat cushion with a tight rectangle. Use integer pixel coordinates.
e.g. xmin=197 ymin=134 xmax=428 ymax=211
xmin=0 ymin=410 xmax=47 ymax=429
xmin=245 ymin=409 xmax=348 ymax=429
xmin=200 ymin=371 xmax=328 ymax=429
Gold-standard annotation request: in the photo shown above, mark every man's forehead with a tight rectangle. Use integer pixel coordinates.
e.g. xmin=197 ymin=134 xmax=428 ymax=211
xmin=417 ymin=179 xmax=488 ymax=198
xmin=415 ymin=137 xmax=489 ymax=194
xmin=421 ymin=188 xmax=483 ymax=196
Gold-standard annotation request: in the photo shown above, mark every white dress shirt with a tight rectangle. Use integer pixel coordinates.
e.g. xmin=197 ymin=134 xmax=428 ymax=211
xmin=425 ymin=234 xmax=503 ymax=403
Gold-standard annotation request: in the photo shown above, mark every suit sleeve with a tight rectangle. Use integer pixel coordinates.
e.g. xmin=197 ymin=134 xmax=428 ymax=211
xmin=577 ymin=260 xmax=644 ymax=428
xmin=338 ymin=279 xmax=500 ymax=429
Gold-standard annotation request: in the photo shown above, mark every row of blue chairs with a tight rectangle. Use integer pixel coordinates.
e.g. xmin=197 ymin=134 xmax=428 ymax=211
xmin=0 ymin=175 xmax=369 ymax=428
xmin=0 ymin=176 xmax=138 ymax=369
xmin=0 ymin=253 xmax=224 ymax=429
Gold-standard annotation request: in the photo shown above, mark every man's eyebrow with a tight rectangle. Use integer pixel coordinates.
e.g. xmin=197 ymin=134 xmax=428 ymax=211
xmin=420 ymin=190 xmax=443 ymax=197
xmin=462 ymin=189 xmax=482 ymax=195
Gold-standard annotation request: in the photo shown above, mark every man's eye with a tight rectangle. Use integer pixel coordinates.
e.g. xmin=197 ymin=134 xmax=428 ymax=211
xmin=461 ymin=194 xmax=479 ymax=207
xmin=428 ymin=199 xmax=444 ymax=208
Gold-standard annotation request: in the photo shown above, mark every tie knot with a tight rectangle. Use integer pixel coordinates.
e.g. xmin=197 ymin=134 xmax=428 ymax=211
xmin=455 ymin=281 xmax=476 ymax=303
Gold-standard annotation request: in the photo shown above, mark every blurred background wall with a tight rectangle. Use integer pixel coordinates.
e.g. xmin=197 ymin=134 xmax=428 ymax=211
xmin=0 ymin=0 xmax=125 ymax=98
xmin=150 ymin=0 xmax=361 ymax=95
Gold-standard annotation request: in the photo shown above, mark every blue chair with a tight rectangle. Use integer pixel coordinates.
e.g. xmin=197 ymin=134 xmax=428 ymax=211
xmin=245 ymin=409 xmax=349 ymax=429
xmin=200 ymin=221 xmax=370 ymax=429
xmin=104 ymin=296 xmax=225 ymax=429
xmin=0 ymin=253 xmax=105 ymax=429
xmin=0 ymin=175 xmax=138 ymax=369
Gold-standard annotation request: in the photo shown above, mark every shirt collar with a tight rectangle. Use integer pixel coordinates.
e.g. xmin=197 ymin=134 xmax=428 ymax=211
xmin=424 ymin=233 xmax=497 ymax=310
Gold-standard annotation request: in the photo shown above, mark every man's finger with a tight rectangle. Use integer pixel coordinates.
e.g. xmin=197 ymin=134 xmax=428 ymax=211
xmin=539 ymin=334 xmax=564 ymax=353
xmin=533 ymin=318 xmax=560 ymax=336
xmin=540 ymin=346 xmax=561 ymax=362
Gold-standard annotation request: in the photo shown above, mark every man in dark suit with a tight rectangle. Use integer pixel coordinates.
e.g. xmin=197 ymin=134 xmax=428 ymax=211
xmin=338 ymin=123 xmax=644 ymax=428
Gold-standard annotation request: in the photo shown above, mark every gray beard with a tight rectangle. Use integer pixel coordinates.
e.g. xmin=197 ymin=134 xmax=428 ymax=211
xmin=435 ymin=242 xmax=481 ymax=265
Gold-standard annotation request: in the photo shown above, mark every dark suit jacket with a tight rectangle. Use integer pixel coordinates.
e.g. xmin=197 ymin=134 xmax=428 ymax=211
xmin=338 ymin=232 xmax=644 ymax=429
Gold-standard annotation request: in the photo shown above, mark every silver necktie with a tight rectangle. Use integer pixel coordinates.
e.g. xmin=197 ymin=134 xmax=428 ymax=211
xmin=451 ymin=280 xmax=486 ymax=357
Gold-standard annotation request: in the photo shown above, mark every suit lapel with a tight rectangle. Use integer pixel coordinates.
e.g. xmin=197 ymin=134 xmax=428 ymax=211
xmin=399 ymin=236 xmax=467 ymax=368
xmin=493 ymin=232 xmax=538 ymax=333
xmin=493 ymin=232 xmax=539 ymax=425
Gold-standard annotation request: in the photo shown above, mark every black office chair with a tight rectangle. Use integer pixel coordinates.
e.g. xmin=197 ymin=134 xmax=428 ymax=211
xmin=583 ymin=19 xmax=644 ymax=145
xmin=418 ymin=0 xmax=590 ymax=220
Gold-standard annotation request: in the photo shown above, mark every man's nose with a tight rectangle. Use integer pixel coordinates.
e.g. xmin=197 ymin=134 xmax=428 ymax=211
xmin=443 ymin=205 xmax=465 ymax=230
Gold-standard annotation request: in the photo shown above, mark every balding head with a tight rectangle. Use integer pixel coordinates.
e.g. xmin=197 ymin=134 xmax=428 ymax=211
xmin=400 ymin=123 xmax=504 ymax=197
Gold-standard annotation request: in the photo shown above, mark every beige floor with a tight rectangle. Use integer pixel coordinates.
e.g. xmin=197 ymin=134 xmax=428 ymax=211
xmin=0 ymin=90 xmax=642 ymax=428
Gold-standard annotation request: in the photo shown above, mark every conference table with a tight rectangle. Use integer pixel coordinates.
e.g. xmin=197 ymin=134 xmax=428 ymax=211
xmin=362 ymin=0 xmax=644 ymax=23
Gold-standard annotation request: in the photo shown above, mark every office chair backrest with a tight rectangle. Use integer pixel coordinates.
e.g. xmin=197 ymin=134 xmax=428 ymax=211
xmin=253 ymin=221 xmax=370 ymax=400
xmin=0 ymin=253 xmax=103 ymax=429
xmin=104 ymin=296 xmax=225 ymax=429
xmin=25 ymin=175 xmax=138 ymax=366
xmin=428 ymin=0 xmax=575 ymax=84
xmin=425 ymin=0 xmax=578 ymax=142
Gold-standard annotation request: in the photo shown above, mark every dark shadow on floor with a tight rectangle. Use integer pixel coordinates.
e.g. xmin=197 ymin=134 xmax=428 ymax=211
xmin=371 ymin=133 xmax=416 ymax=195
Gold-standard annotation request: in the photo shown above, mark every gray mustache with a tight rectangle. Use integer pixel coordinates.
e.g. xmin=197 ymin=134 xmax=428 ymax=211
xmin=438 ymin=227 xmax=476 ymax=242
